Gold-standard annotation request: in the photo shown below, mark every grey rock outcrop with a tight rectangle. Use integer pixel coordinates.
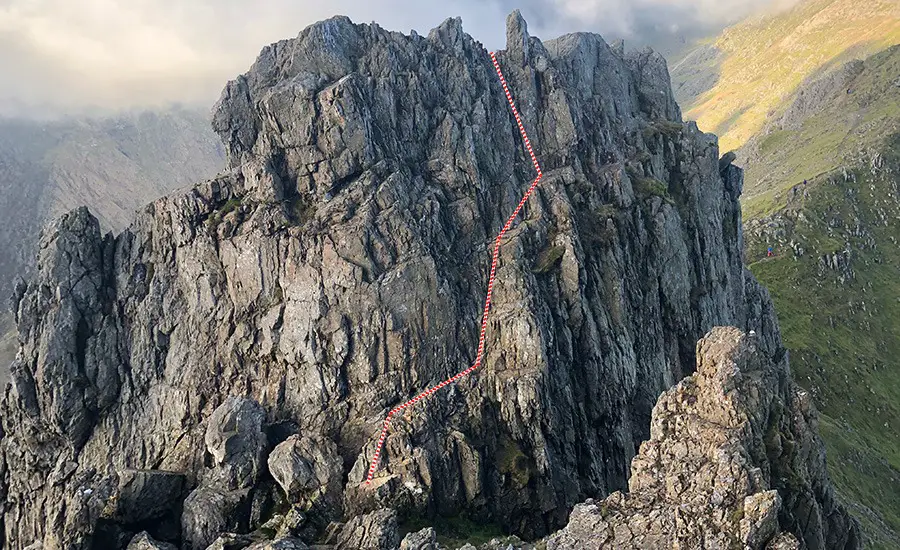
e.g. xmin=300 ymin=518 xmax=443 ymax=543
xmin=719 ymin=150 xmax=737 ymax=174
xmin=200 ymin=533 xmax=309 ymax=550
xmin=182 ymin=397 xmax=270 ymax=549
xmin=204 ymin=396 xmax=268 ymax=490
xmin=0 ymin=109 xmax=224 ymax=381
xmin=203 ymin=533 xmax=255 ymax=550
xmin=182 ymin=488 xmax=247 ymax=550
xmin=545 ymin=327 xmax=860 ymax=549
xmin=0 ymin=9 xmax=856 ymax=550
xmin=244 ymin=538 xmax=308 ymax=550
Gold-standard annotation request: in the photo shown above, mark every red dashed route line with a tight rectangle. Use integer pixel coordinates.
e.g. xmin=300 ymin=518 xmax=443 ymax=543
xmin=365 ymin=51 xmax=544 ymax=484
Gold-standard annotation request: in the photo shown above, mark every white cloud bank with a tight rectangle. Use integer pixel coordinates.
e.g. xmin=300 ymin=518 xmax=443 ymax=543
xmin=0 ymin=0 xmax=797 ymax=117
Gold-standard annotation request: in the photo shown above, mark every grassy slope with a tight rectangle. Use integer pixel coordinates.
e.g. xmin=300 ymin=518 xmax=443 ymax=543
xmin=742 ymin=47 xmax=900 ymax=549
xmin=743 ymin=44 xmax=900 ymax=218
xmin=749 ymin=171 xmax=900 ymax=549
xmin=680 ymin=0 xmax=900 ymax=153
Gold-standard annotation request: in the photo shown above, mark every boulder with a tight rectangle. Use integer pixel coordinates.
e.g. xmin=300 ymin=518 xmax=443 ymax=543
xmin=546 ymin=328 xmax=859 ymax=549
xmin=337 ymin=509 xmax=400 ymax=550
xmin=245 ymin=538 xmax=309 ymax=550
xmin=182 ymin=487 xmax=249 ymax=550
xmin=203 ymin=533 xmax=256 ymax=550
xmin=205 ymin=396 xmax=268 ymax=490
xmin=127 ymin=531 xmax=178 ymax=550
xmin=267 ymin=435 xmax=342 ymax=505
xmin=400 ymin=527 xmax=438 ymax=550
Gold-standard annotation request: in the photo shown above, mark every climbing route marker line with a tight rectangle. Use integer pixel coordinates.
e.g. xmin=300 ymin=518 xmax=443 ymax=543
xmin=365 ymin=51 xmax=544 ymax=484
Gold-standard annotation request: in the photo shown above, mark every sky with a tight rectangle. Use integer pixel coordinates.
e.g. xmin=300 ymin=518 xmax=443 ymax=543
xmin=0 ymin=0 xmax=798 ymax=118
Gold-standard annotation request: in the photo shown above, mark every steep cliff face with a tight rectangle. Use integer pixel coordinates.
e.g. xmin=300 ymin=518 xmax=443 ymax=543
xmin=0 ymin=11 xmax=854 ymax=550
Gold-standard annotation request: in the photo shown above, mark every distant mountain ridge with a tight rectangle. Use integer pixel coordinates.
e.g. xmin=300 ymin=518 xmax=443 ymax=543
xmin=739 ymin=44 xmax=900 ymax=216
xmin=0 ymin=107 xmax=225 ymax=379
xmin=671 ymin=0 xmax=900 ymax=153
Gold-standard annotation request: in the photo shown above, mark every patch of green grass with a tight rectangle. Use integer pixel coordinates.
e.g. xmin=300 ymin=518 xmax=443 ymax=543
xmin=496 ymin=434 xmax=532 ymax=490
xmin=626 ymin=165 xmax=672 ymax=201
xmin=286 ymin=195 xmax=315 ymax=226
xmin=205 ymin=197 xmax=244 ymax=230
xmin=220 ymin=198 xmax=241 ymax=215
xmin=533 ymin=245 xmax=566 ymax=274
xmin=598 ymin=501 xmax=611 ymax=517
xmin=642 ymin=120 xmax=684 ymax=141
xmin=399 ymin=514 xmax=505 ymax=548
xmin=819 ymin=416 xmax=900 ymax=550
xmin=743 ymin=187 xmax=786 ymax=221
xmin=744 ymin=117 xmax=846 ymax=206
xmin=633 ymin=176 xmax=671 ymax=200
xmin=728 ymin=505 xmax=745 ymax=525
xmin=713 ymin=104 xmax=752 ymax=138
xmin=747 ymin=166 xmax=900 ymax=546
xmin=577 ymin=204 xmax=622 ymax=248
xmin=596 ymin=204 xmax=619 ymax=219
xmin=758 ymin=130 xmax=792 ymax=156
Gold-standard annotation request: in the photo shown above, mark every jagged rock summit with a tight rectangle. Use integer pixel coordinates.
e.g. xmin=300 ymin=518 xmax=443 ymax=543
xmin=546 ymin=327 xmax=859 ymax=549
xmin=1 ymin=10 xmax=858 ymax=550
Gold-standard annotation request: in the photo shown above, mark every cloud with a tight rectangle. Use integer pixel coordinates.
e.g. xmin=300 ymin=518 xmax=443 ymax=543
xmin=514 ymin=0 xmax=800 ymax=54
xmin=0 ymin=0 xmax=795 ymax=117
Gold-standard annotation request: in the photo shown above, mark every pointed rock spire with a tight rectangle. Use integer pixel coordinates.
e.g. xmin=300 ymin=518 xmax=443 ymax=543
xmin=506 ymin=10 xmax=530 ymax=67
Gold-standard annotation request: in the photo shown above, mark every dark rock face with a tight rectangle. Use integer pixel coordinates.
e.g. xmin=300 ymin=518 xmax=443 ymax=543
xmin=0 ymin=10 xmax=856 ymax=550
xmin=117 ymin=470 xmax=187 ymax=525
